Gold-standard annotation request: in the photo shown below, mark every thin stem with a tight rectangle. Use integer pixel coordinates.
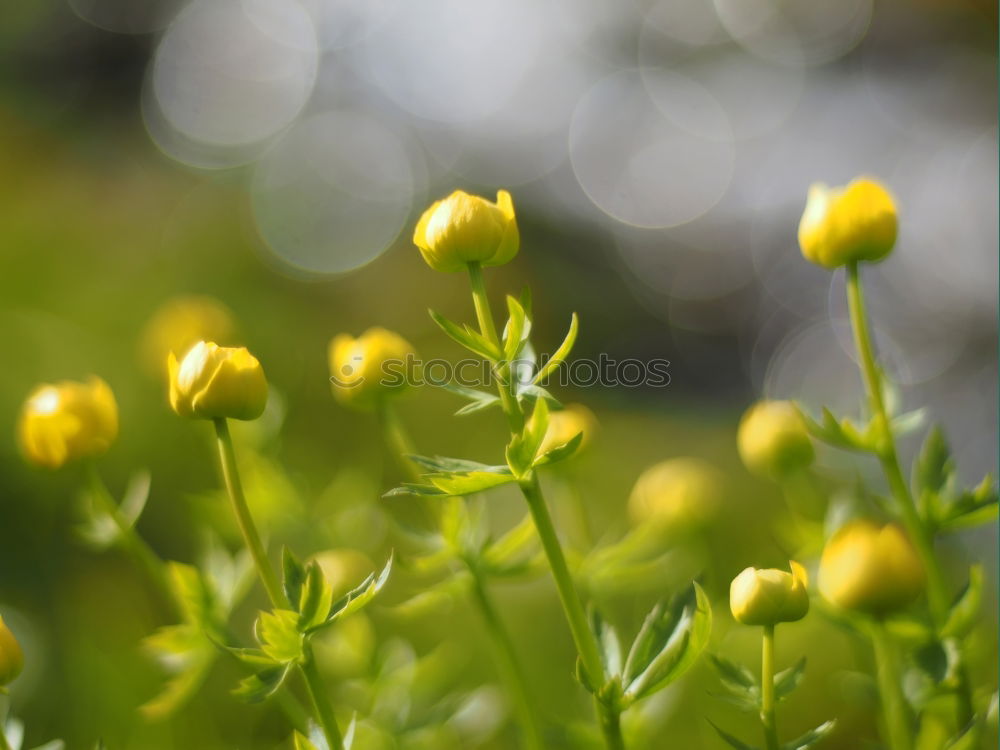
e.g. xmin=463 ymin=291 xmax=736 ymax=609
xmin=465 ymin=263 xmax=613 ymax=746
xmin=213 ymin=419 xmax=345 ymax=748
xmin=845 ymin=263 xmax=974 ymax=724
xmin=213 ymin=419 xmax=288 ymax=610
xmin=596 ymin=699 xmax=626 ymax=750
xmin=301 ymin=642 xmax=345 ymax=750
xmin=468 ymin=565 xmax=546 ymax=750
xmin=377 ymin=401 xmax=421 ymax=483
xmin=760 ymin=625 xmax=779 ymax=750
xmin=85 ymin=463 xmax=179 ymax=618
xmin=870 ymin=620 xmax=912 ymax=750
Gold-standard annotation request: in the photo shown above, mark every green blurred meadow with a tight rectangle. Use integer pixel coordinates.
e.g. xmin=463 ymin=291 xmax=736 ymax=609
xmin=0 ymin=1 xmax=997 ymax=749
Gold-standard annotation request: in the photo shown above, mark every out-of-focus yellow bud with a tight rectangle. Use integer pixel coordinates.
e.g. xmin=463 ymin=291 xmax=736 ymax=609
xmin=139 ymin=296 xmax=236 ymax=379
xmin=413 ymin=189 xmax=519 ymax=273
xmin=168 ymin=341 xmax=267 ymax=421
xmin=738 ymin=400 xmax=814 ymax=480
xmin=538 ymin=403 xmax=597 ymax=457
xmin=328 ymin=328 xmax=416 ymax=411
xmin=819 ymin=520 xmax=925 ymax=616
xmin=798 ymin=177 xmax=897 ymax=269
xmin=628 ymin=457 xmax=723 ymax=534
xmin=0 ymin=616 xmax=24 ymax=686
xmin=18 ymin=377 xmax=118 ymax=469
xmin=310 ymin=548 xmax=374 ymax=599
xmin=730 ymin=561 xmax=810 ymax=626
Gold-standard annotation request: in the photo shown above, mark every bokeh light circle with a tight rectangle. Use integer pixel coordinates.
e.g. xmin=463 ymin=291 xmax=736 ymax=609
xmin=151 ymin=0 xmax=318 ymax=150
xmin=569 ymin=69 xmax=735 ymax=229
xmin=251 ymin=111 xmax=417 ymax=277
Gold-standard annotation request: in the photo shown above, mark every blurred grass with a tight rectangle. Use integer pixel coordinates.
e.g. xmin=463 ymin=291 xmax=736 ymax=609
xmin=0 ymin=108 xmax=994 ymax=750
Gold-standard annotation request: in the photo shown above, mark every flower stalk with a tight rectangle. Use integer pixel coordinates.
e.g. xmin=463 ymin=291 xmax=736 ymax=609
xmin=465 ymin=262 xmax=619 ymax=749
xmin=760 ymin=625 xmax=779 ymax=750
xmin=870 ymin=620 xmax=912 ymax=750
xmin=212 ymin=418 xmax=344 ymax=750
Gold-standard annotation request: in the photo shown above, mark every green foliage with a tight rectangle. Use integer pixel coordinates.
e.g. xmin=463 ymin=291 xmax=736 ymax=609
xmin=912 ymin=428 xmax=998 ymax=532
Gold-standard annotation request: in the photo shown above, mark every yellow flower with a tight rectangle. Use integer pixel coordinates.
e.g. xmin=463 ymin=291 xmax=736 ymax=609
xmin=168 ymin=341 xmax=267 ymax=421
xmin=0 ymin=616 xmax=23 ymax=686
xmin=730 ymin=561 xmax=810 ymax=626
xmin=328 ymin=328 xmax=416 ymax=410
xmin=538 ymin=403 xmax=597 ymax=457
xmin=819 ymin=520 xmax=925 ymax=616
xmin=738 ymin=400 xmax=814 ymax=480
xmin=628 ymin=457 xmax=722 ymax=534
xmin=798 ymin=177 xmax=897 ymax=269
xmin=139 ymin=295 xmax=236 ymax=379
xmin=18 ymin=377 xmax=118 ymax=469
xmin=413 ymin=189 xmax=519 ymax=273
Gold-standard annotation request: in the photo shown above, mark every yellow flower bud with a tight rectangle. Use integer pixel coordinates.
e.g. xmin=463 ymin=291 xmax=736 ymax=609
xmin=413 ymin=189 xmax=519 ymax=273
xmin=538 ymin=403 xmax=597 ymax=457
xmin=0 ymin=616 xmax=24 ymax=686
xmin=798 ymin=177 xmax=898 ymax=269
xmin=737 ymin=400 xmax=814 ymax=480
xmin=18 ymin=377 xmax=118 ymax=469
xmin=140 ymin=296 xmax=236 ymax=379
xmin=168 ymin=341 xmax=267 ymax=421
xmin=819 ymin=520 xmax=925 ymax=616
xmin=730 ymin=561 xmax=810 ymax=626
xmin=628 ymin=457 xmax=723 ymax=534
xmin=328 ymin=328 xmax=416 ymax=411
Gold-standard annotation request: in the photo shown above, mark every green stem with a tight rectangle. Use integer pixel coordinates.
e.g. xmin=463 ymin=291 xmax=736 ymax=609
xmin=845 ymin=263 xmax=974 ymax=724
xmin=468 ymin=565 xmax=546 ymax=750
xmin=465 ymin=262 xmax=613 ymax=746
xmin=213 ymin=419 xmax=345 ymax=749
xmin=377 ymin=401 xmax=421 ymax=483
xmin=760 ymin=625 xmax=779 ymax=750
xmin=596 ymin=699 xmax=626 ymax=750
xmin=871 ymin=620 xmax=913 ymax=750
xmin=301 ymin=642 xmax=346 ymax=750
xmin=85 ymin=463 xmax=179 ymax=619
xmin=213 ymin=419 xmax=289 ymax=610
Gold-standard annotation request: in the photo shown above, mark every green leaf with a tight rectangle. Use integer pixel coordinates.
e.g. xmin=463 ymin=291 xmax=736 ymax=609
xmin=76 ymin=470 xmax=151 ymax=550
xmin=428 ymin=471 xmax=517 ymax=496
xmin=774 ymin=657 xmax=806 ymax=702
xmin=407 ymin=454 xmax=509 ymax=474
xmin=591 ymin=609 xmax=623 ymax=678
xmin=298 ymin=562 xmax=334 ymax=631
xmin=709 ymin=654 xmax=758 ymax=697
xmin=945 ymin=721 xmax=982 ymax=750
xmin=708 ymin=719 xmax=760 ymax=750
xmin=935 ymin=475 xmax=998 ymax=532
xmin=531 ymin=312 xmax=579 ymax=385
xmin=506 ymin=398 xmax=550 ymax=478
xmin=429 ymin=309 xmax=502 ymax=361
xmin=439 ymin=384 xmax=501 ymax=416
xmin=282 ymin=547 xmax=307 ymax=611
xmin=482 ymin=513 xmax=538 ymax=572
xmin=383 ymin=483 xmax=449 ymax=498
xmin=941 ymin=565 xmax=983 ymax=639
xmin=913 ymin=427 xmax=953 ymax=496
xmin=782 ymin=720 xmax=836 ymax=750
xmin=502 ymin=295 xmax=532 ymax=362
xmin=799 ymin=406 xmax=874 ymax=453
xmin=534 ymin=432 xmax=583 ymax=468
xmin=255 ymin=609 xmax=303 ymax=664
xmin=293 ymin=731 xmax=321 ymax=750
xmin=232 ymin=663 xmax=291 ymax=703
xmin=622 ymin=582 xmax=713 ymax=703
xmin=321 ymin=553 xmax=393 ymax=629
xmin=167 ymin=563 xmax=219 ymax=628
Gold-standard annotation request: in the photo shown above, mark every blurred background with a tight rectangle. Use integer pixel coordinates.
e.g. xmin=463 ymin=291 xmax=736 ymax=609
xmin=0 ymin=0 xmax=996 ymax=747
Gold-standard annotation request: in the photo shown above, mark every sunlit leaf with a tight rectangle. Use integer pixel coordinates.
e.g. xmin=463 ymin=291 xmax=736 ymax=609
xmin=531 ymin=313 xmax=578 ymax=385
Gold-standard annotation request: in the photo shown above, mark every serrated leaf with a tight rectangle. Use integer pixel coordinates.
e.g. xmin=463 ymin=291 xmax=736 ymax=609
xmin=913 ymin=427 xmax=953 ymax=496
xmin=428 ymin=471 xmax=517 ymax=496
xmin=708 ymin=719 xmax=760 ymax=750
xmin=799 ymin=406 xmax=874 ymax=453
xmin=774 ymin=657 xmax=806 ymax=701
xmin=531 ymin=313 xmax=579 ymax=385
xmin=321 ymin=553 xmax=393 ymax=628
xmin=622 ymin=583 xmax=712 ymax=703
xmin=232 ymin=663 xmax=291 ymax=703
xmin=282 ymin=547 xmax=307 ymax=611
xmin=782 ymin=720 xmax=836 ymax=750
xmin=298 ymin=562 xmax=334 ymax=631
xmin=256 ymin=609 xmax=303 ymax=663
xmin=506 ymin=398 xmax=550 ymax=478
xmin=429 ymin=309 xmax=502 ymax=361
xmin=941 ymin=565 xmax=983 ymax=639
xmin=534 ymin=432 xmax=583 ymax=468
